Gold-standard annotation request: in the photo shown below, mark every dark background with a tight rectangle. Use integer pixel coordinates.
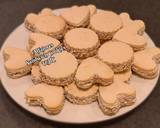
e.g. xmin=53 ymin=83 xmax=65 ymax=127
xmin=0 ymin=0 xmax=160 ymax=128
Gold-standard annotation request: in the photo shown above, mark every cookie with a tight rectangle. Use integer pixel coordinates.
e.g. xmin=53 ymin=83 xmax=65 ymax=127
xmin=3 ymin=47 xmax=32 ymax=78
xmin=119 ymin=12 xmax=145 ymax=35
xmin=113 ymin=21 xmax=147 ymax=51
xmin=88 ymin=4 xmax=97 ymax=16
xmin=132 ymin=47 xmax=160 ymax=79
xmin=89 ymin=11 xmax=122 ymax=42
xmin=31 ymin=65 xmax=41 ymax=84
xmin=75 ymin=57 xmax=114 ymax=88
xmin=98 ymin=41 xmax=134 ymax=73
xmin=64 ymin=28 xmax=100 ymax=59
xmin=24 ymin=8 xmax=54 ymax=32
xmin=40 ymin=51 xmax=78 ymax=86
xmin=24 ymin=9 xmax=66 ymax=40
xmin=64 ymin=83 xmax=98 ymax=105
xmin=28 ymin=33 xmax=60 ymax=57
xmin=25 ymin=83 xmax=64 ymax=114
xmin=98 ymin=81 xmax=136 ymax=115
xmin=114 ymin=70 xmax=132 ymax=82
xmin=60 ymin=6 xmax=90 ymax=29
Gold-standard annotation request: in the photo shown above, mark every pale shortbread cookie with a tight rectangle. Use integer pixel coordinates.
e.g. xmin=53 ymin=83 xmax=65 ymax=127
xmin=25 ymin=83 xmax=64 ymax=114
xmin=25 ymin=9 xmax=66 ymax=40
xmin=3 ymin=47 xmax=32 ymax=78
xmin=31 ymin=65 xmax=41 ymax=84
xmin=64 ymin=28 xmax=100 ymax=59
xmin=114 ymin=70 xmax=132 ymax=82
xmin=65 ymin=83 xmax=98 ymax=105
xmin=119 ymin=12 xmax=145 ymax=35
xmin=28 ymin=33 xmax=60 ymax=57
xmin=132 ymin=47 xmax=160 ymax=79
xmin=88 ymin=4 xmax=97 ymax=16
xmin=113 ymin=21 xmax=147 ymax=51
xmin=75 ymin=57 xmax=114 ymax=88
xmin=24 ymin=8 xmax=54 ymax=32
xmin=98 ymin=41 xmax=134 ymax=73
xmin=98 ymin=81 xmax=136 ymax=115
xmin=40 ymin=51 xmax=78 ymax=86
xmin=60 ymin=6 xmax=90 ymax=28
xmin=89 ymin=11 xmax=122 ymax=42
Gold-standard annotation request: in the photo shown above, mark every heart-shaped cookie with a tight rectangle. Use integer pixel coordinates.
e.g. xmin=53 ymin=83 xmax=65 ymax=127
xmin=25 ymin=83 xmax=64 ymax=114
xmin=75 ymin=57 xmax=114 ymax=88
xmin=132 ymin=47 xmax=160 ymax=78
xmin=60 ymin=6 xmax=90 ymax=28
xmin=3 ymin=47 xmax=32 ymax=78
xmin=98 ymin=81 xmax=136 ymax=115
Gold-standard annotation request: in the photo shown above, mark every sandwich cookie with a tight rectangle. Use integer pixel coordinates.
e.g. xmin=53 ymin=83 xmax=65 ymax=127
xmin=40 ymin=51 xmax=78 ymax=86
xmin=98 ymin=41 xmax=134 ymax=73
xmin=114 ymin=70 xmax=132 ymax=82
xmin=24 ymin=8 xmax=54 ymax=32
xmin=75 ymin=57 xmax=114 ymax=89
xmin=3 ymin=47 xmax=32 ymax=78
xmin=64 ymin=28 xmax=100 ymax=59
xmin=113 ymin=21 xmax=147 ymax=51
xmin=89 ymin=11 xmax=122 ymax=42
xmin=60 ymin=6 xmax=90 ymax=29
xmin=98 ymin=81 xmax=136 ymax=115
xmin=132 ymin=47 xmax=160 ymax=79
xmin=31 ymin=65 xmax=41 ymax=84
xmin=25 ymin=83 xmax=64 ymax=114
xmin=88 ymin=4 xmax=97 ymax=16
xmin=64 ymin=83 xmax=98 ymax=105
xmin=119 ymin=12 xmax=145 ymax=35
xmin=28 ymin=33 xmax=60 ymax=57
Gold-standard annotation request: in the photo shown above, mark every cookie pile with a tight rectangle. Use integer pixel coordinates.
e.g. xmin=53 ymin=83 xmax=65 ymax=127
xmin=3 ymin=5 xmax=160 ymax=116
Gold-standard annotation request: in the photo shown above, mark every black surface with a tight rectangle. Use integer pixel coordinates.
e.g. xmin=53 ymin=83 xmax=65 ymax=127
xmin=0 ymin=0 xmax=160 ymax=128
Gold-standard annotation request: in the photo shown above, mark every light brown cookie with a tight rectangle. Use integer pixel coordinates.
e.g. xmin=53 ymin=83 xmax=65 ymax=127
xmin=75 ymin=57 xmax=114 ymax=88
xmin=25 ymin=83 xmax=64 ymax=114
xmin=89 ymin=11 xmax=122 ymax=42
xmin=60 ymin=6 xmax=90 ymax=29
xmin=98 ymin=81 xmax=136 ymax=115
xmin=40 ymin=51 xmax=78 ymax=86
xmin=64 ymin=83 xmax=98 ymax=105
xmin=3 ymin=47 xmax=32 ymax=78
xmin=64 ymin=28 xmax=100 ymax=59
xmin=31 ymin=65 xmax=41 ymax=84
xmin=88 ymin=4 xmax=97 ymax=16
xmin=132 ymin=47 xmax=160 ymax=79
xmin=98 ymin=41 xmax=134 ymax=73
xmin=114 ymin=70 xmax=132 ymax=82
xmin=113 ymin=21 xmax=147 ymax=51
xmin=28 ymin=33 xmax=60 ymax=57
xmin=24 ymin=9 xmax=66 ymax=40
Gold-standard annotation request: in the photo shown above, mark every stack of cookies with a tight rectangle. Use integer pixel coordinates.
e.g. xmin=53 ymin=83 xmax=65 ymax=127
xmin=3 ymin=5 xmax=160 ymax=116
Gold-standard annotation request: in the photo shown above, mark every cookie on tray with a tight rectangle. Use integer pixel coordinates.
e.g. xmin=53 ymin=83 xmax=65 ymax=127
xmin=60 ymin=6 xmax=90 ymax=29
xmin=31 ymin=65 xmax=41 ymax=84
xmin=113 ymin=21 xmax=147 ymax=51
xmin=40 ymin=51 xmax=78 ymax=86
xmin=98 ymin=81 xmax=136 ymax=115
xmin=64 ymin=82 xmax=98 ymax=105
xmin=28 ymin=33 xmax=60 ymax=57
xmin=25 ymin=83 xmax=64 ymax=114
xmin=132 ymin=47 xmax=160 ymax=79
xmin=114 ymin=70 xmax=132 ymax=82
xmin=88 ymin=4 xmax=97 ymax=16
xmin=3 ymin=47 xmax=32 ymax=78
xmin=89 ymin=10 xmax=122 ymax=42
xmin=75 ymin=57 xmax=114 ymax=88
xmin=97 ymin=41 xmax=134 ymax=73
xmin=64 ymin=28 xmax=100 ymax=59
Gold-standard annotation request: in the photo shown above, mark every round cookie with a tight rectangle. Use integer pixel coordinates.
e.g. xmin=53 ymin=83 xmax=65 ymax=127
xmin=40 ymin=51 xmax=78 ymax=86
xmin=64 ymin=83 xmax=98 ymax=105
xmin=64 ymin=28 xmax=100 ymax=59
xmin=89 ymin=11 xmax=122 ymax=42
xmin=34 ymin=15 xmax=66 ymax=40
xmin=98 ymin=41 xmax=134 ymax=73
